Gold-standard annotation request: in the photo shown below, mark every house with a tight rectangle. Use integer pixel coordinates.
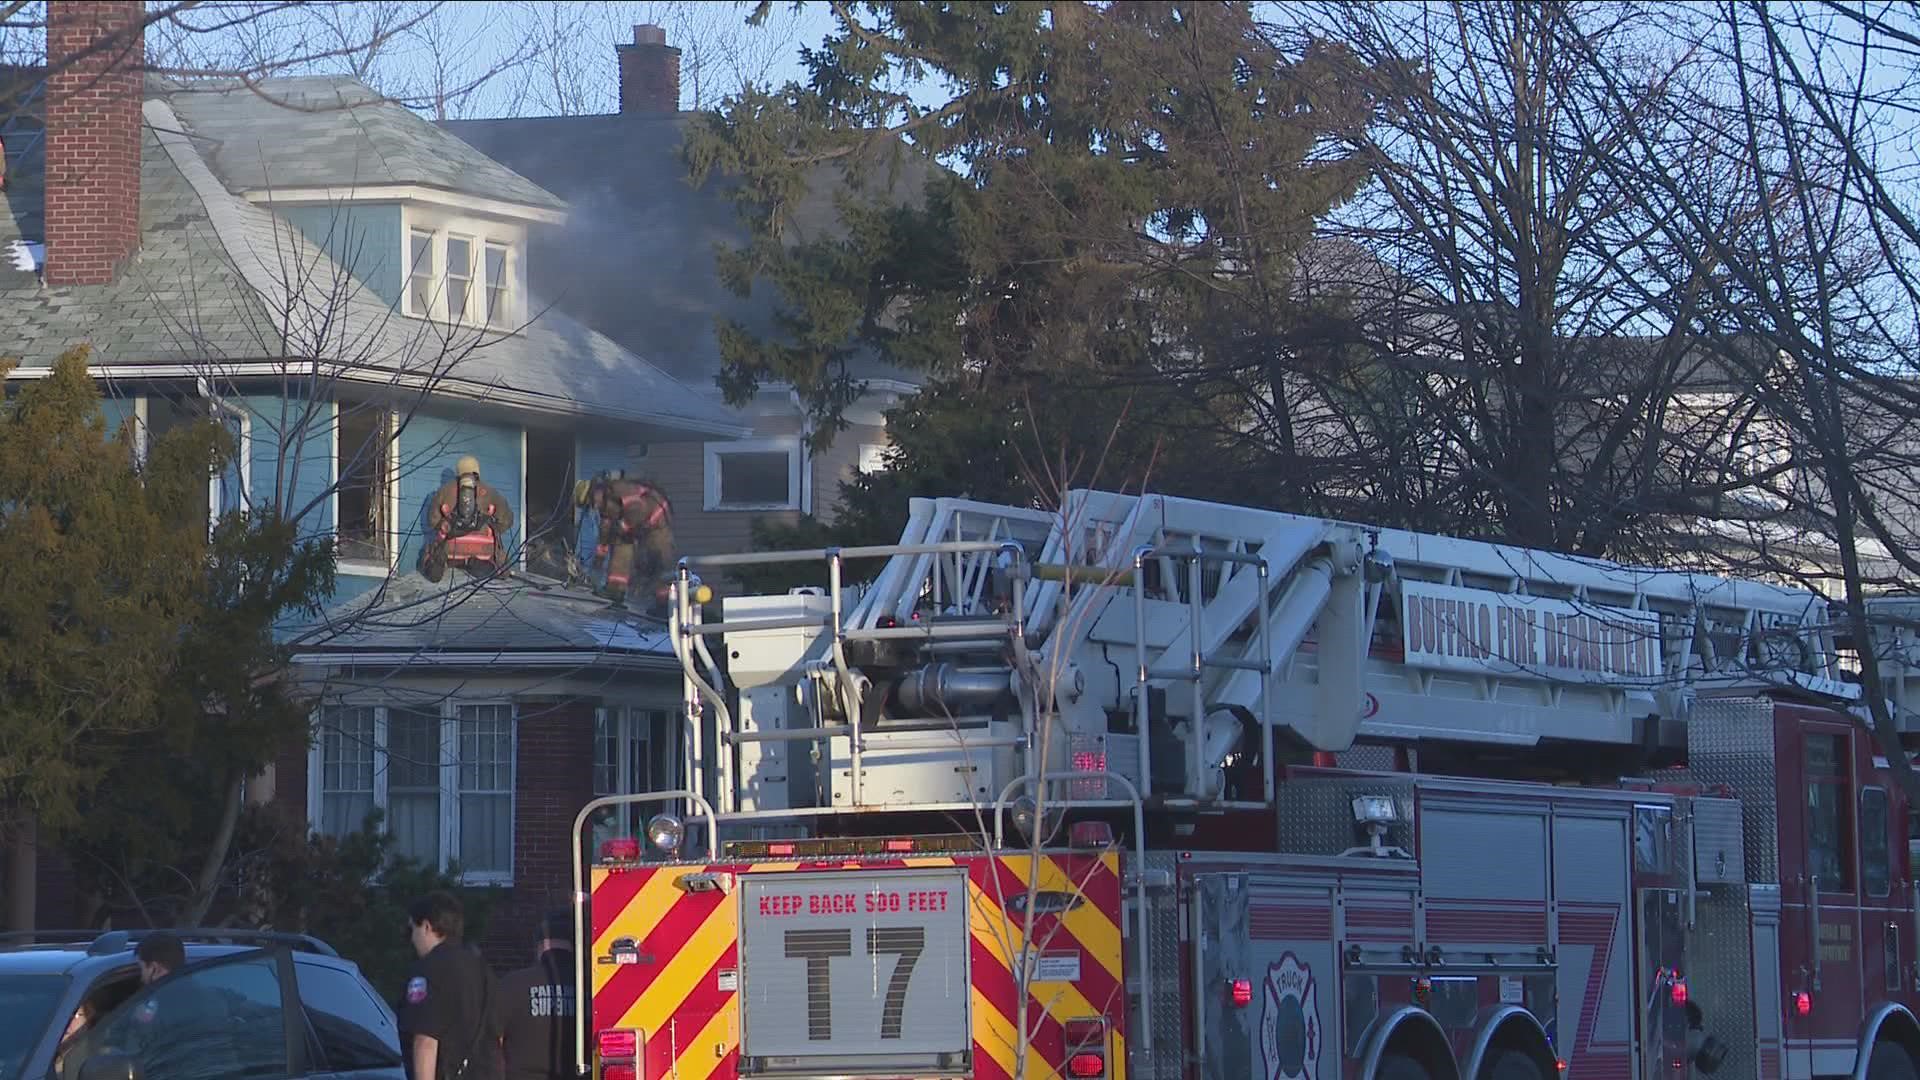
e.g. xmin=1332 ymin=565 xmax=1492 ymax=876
xmin=0 ymin=1 xmax=774 ymax=952
xmin=443 ymin=23 xmax=932 ymax=559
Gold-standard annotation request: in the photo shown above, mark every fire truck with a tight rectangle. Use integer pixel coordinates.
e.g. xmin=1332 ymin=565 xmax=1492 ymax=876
xmin=569 ymin=489 xmax=1920 ymax=1080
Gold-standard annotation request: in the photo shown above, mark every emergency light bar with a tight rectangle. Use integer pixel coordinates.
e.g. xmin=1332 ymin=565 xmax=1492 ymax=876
xmin=724 ymin=833 xmax=985 ymax=859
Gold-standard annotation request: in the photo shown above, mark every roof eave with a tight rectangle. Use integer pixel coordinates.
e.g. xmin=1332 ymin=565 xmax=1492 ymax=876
xmin=288 ymin=649 xmax=680 ymax=672
xmin=2 ymin=361 xmax=755 ymax=439
xmin=240 ymin=183 xmax=567 ymax=223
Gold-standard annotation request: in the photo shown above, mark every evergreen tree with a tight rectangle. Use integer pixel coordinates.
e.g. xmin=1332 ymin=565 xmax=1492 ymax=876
xmin=0 ymin=347 xmax=221 ymax=928
xmin=685 ymin=1 xmax=1372 ymax=532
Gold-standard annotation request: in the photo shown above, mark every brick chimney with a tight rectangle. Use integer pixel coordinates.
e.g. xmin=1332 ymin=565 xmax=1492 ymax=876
xmin=616 ymin=24 xmax=680 ymax=114
xmin=43 ymin=0 xmax=144 ymax=286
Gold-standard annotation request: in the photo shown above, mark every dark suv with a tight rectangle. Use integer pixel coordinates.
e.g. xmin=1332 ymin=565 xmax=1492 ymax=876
xmin=0 ymin=929 xmax=404 ymax=1080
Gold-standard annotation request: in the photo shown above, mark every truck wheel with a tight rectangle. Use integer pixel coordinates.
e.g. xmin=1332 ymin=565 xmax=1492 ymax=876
xmin=1377 ymin=1052 xmax=1432 ymax=1080
xmin=1482 ymin=1050 xmax=1546 ymax=1080
xmin=1870 ymin=1042 xmax=1920 ymax=1080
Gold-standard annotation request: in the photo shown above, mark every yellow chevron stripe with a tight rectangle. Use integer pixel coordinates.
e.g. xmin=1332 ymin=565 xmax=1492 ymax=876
xmin=1110 ymin=1028 xmax=1129 ymax=1080
xmin=590 ymin=869 xmax=689 ymax=994
xmin=967 ymin=880 xmax=1106 ymax=1029
xmin=672 ymin=996 xmax=740 ymax=1080
xmin=996 ymin=853 xmax=1124 ymax=984
xmin=621 ymin=886 xmax=738 ymax=1034
xmin=972 ymin=985 xmax=1060 ymax=1080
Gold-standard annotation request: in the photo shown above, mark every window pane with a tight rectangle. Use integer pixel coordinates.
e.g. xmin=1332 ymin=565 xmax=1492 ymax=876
xmin=718 ymin=450 xmax=792 ymax=506
xmin=335 ymin=405 xmax=390 ymax=562
xmin=74 ymin=953 xmax=287 ymax=1080
xmin=409 ymin=230 xmax=434 ymax=313
xmin=446 ymin=237 xmax=471 ymax=319
xmin=485 ymin=243 xmax=509 ymax=322
xmin=387 ymin=708 xmax=441 ymax=868
xmin=293 ymin=962 xmax=401 ymax=1071
xmin=320 ymin=706 xmax=376 ymax=837
xmin=1863 ymin=787 xmax=1892 ymax=898
xmin=456 ymin=705 xmax=513 ymax=876
xmin=1807 ymin=733 xmax=1852 ymax=892
xmin=593 ymin=710 xmax=615 ymax=796
xmin=0 ymin=975 xmax=66 ymax=1080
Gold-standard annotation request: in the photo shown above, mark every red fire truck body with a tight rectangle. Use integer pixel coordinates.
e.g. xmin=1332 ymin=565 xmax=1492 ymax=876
xmin=570 ymin=491 xmax=1920 ymax=1080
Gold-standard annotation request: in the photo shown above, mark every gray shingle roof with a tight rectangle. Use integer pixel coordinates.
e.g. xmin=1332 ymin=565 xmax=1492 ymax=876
xmin=157 ymin=76 xmax=565 ymax=212
xmin=0 ymin=93 xmax=751 ymax=438
xmin=294 ymin=570 xmax=674 ymax=665
xmin=444 ymin=112 xmax=927 ymax=388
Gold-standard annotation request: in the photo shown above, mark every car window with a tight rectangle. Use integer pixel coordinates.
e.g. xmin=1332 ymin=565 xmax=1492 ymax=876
xmin=0 ymin=973 xmax=67 ymax=1078
xmin=292 ymin=962 xmax=402 ymax=1071
xmin=60 ymin=951 xmax=289 ymax=1080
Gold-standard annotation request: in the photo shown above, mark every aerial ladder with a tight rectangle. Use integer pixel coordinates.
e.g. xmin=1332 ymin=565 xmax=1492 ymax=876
xmin=668 ymin=489 xmax=1854 ymax=828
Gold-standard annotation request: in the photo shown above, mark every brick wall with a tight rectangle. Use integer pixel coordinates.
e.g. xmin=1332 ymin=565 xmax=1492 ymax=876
xmin=478 ymin=696 xmax=597 ymax=968
xmin=43 ymin=0 xmax=144 ymax=286
xmin=616 ymin=25 xmax=680 ymax=114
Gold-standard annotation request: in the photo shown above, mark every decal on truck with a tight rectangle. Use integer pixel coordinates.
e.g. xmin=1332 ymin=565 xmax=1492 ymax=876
xmin=1259 ymin=952 xmax=1320 ymax=1080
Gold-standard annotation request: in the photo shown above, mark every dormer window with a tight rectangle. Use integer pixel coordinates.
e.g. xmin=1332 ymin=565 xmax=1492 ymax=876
xmin=484 ymin=242 xmax=511 ymax=325
xmin=408 ymin=228 xmax=436 ymax=314
xmin=446 ymin=235 xmax=473 ymax=320
xmin=400 ymin=205 xmax=526 ymax=327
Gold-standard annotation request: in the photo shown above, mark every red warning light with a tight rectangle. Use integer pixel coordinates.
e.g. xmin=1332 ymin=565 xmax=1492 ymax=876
xmin=1794 ymin=991 xmax=1813 ymax=1016
xmin=1230 ymin=978 xmax=1253 ymax=1007
xmin=1067 ymin=1053 xmax=1105 ymax=1078
xmin=1670 ymin=979 xmax=1688 ymax=1006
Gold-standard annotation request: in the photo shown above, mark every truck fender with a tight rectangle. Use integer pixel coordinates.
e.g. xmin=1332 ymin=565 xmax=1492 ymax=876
xmin=1359 ymin=1006 xmax=1461 ymax=1080
xmin=1460 ymin=1007 xmax=1556 ymax=1080
xmin=1852 ymin=1002 xmax=1920 ymax=1080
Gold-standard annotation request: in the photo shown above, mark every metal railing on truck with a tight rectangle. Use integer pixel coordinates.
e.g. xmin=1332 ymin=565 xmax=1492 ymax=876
xmin=669 ymin=540 xmax=1035 ymax=814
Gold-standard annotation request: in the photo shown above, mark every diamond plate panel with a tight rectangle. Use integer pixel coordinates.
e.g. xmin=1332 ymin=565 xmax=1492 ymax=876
xmin=1684 ymin=696 xmax=1780 ymax=883
xmin=1333 ymin=744 xmax=1398 ymax=771
xmin=1273 ymin=774 xmax=1416 ymax=857
xmin=1689 ymin=883 xmax=1759 ymax=1080
xmin=1126 ymin=851 xmax=1184 ymax=1080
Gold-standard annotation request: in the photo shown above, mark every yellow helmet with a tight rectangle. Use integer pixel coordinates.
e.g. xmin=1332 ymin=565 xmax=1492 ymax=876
xmin=455 ymin=455 xmax=480 ymax=478
xmin=573 ymin=478 xmax=592 ymax=507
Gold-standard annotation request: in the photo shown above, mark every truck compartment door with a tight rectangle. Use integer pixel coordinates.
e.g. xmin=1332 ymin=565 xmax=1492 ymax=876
xmin=1191 ymin=873 xmax=1337 ymax=1080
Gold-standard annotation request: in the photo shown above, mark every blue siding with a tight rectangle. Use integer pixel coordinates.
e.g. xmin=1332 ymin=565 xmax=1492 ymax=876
xmin=97 ymin=393 xmax=135 ymax=437
xmin=233 ymin=394 xmax=336 ymax=539
xmin=397 ymin=410 xmax=522 ymax=575
xmin=278 ymin=203 xmax=403 ymax=308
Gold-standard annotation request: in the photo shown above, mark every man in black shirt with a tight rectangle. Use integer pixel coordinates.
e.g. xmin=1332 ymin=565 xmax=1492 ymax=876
xmin=495 ymin=911 xmax=579 ymax=1080
xmin=398 ymin=891 xmax=502 ymax=1080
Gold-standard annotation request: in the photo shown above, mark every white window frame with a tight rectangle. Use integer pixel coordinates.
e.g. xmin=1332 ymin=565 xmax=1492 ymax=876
xmin=483 ymin=240 xmax=514 ymax=328
xmin=857 ymin=442 xmax=891 ymax=475
xmin=703 ymin=436 xmax=803 ymax=512
xmin=128 ymin=389 xmax=252 ymax=531
xmin=332 ymin=399 xmax=403 ymax=577
xmin=592 ymin=705 xmax=684 ymax=842
xmin=405 ymin=226 xmax=437 ymax=319
xmin=307 ymin=700 xmax=518 ymax=886
xmin=399 ymin=203 xmax=526 ymax=327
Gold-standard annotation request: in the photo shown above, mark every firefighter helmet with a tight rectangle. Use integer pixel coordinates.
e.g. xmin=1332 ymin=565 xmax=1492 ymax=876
xmin=455 ymin=455 xmax=481 ymax=478
xmin=574 ymin=479 xmax=592 ymax=507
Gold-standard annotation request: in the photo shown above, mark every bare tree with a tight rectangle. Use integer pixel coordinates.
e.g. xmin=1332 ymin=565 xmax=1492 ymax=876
xmin=1254 ymin=1 xmax=1798 ymax=561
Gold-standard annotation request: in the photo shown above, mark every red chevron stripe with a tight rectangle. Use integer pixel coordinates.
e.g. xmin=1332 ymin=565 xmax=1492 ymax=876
xmin=970 ymin=932 xmax=1070 ymax=1061
xmin=588 ymin=867 xmax=654 ymax=938
xmin=592 ymin=874 xmax=728 ymax=1030
xmin=969 ymin=857 xmax=1126 ymax=1021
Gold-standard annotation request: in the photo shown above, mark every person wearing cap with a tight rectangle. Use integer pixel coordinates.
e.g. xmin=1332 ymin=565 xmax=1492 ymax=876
xmin=494 ymin=911 xmax=578 ymax=1080
xmin=424 ymin=454 xmax=516 ymax=582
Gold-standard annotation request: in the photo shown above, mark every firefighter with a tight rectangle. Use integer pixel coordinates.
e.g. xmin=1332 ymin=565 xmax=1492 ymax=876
xmin=572 ymin=471 xmax=673 ymax=609
xmin=424 ymin=455 xmax=516 ymax=583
